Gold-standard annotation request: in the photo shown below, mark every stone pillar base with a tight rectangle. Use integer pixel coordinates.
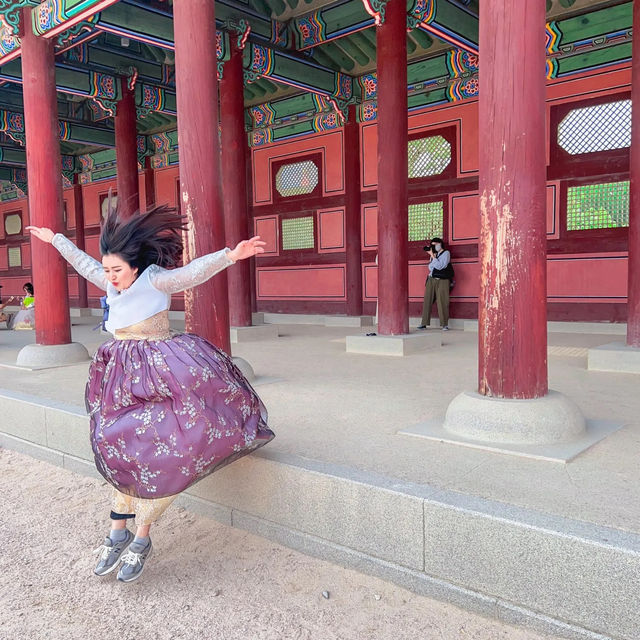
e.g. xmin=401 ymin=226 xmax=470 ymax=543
xmin=346 ymin=331 xmax=441 ymax=356
xmin=251 ymin=312 xmax=265 ymax=325
xmin=230 ymin=325 xmax=279 ymax=343
xmin=443 ymin=390 xmax=585 ymax=444
xmin=232 ymin=356 xmax=255 ymax=382
xmin=16 ymin=342 xmax=90 ymax=369
xmin=400 ymin=390 xmax=623 ymax=462
xmin=588 ymin=341 xmax=640 ymax=374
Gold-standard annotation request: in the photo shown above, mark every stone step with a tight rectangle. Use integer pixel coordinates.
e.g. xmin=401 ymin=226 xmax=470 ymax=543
xmin=0 ymin=388 xmax=636 ymax=640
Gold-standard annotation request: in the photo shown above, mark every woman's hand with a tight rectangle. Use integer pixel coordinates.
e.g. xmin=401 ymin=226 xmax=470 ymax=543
xmin=25 ymin=226 xmax=55 ymax=243
xmin=228 ymin=236 xmax=266 ymax=262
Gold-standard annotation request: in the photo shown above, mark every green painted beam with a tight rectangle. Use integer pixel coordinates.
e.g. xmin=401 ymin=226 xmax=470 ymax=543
xmin=554 ymin=41 xmax=632 ymax=76
xmin=0 ymin=147 xmax=26 ymax=166
xmin=334 ymin=37 xmax=369 ymax=67
xmin=409 ymin=0 xmax=478 ymax=53
xmin=409 ymin=28 xmax=434 ymax=51
xmin=553 ymin=3 xmax=631 ymax=45
xmin=318 ymin=41 xmax=355 ymax=71
xmin=0 ymin=108 xmax=115 ymax=147
xmin=30 ymin=0 xmax=120 ymax=37
xmin=350 ymin=31 xmax=376 ymax=58
xmin=309 ymin=46 xmax=341 ymax=71
xmin=268 ymin=0 xmax=288 ymax=16
xmin=290 ymin=1 xmax=375 ymax=50
xmin=244 ymin=42 xmax=354 ymax=103
xmin=94 ymin=2 xmax=354 ymax=106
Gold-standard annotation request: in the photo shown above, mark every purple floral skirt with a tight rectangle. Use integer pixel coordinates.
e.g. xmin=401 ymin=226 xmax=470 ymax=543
xmin=85 ymin=333 xmax=274 ymax=499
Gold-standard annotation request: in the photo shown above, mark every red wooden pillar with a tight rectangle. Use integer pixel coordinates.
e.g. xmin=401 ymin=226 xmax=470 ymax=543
xmin=143 ymin=157 xmax=156 ymax=212
xmin=115 ymin=78 xmax=140 ymax=219
xmin=627 ymin=1 xmax=640 ymax=347
xmin=220 ymin=40 xmax=251 ymax=328
xmin=376 ymin=0 xmax=408 ymax=335
xmin=72 ymin=180 xmax=88 ymax=308
xmin=20 ymin=9 xmax=71 ymax=345
xmin=174 ymin=0 xmax=231 ymax=352
xmin=345 ymin=104 xmax=363 ymax=316
xmin=478 ymin=0 xmax=547 ymax=398
xmin=247 ymin=153 xmax=258 ymax=314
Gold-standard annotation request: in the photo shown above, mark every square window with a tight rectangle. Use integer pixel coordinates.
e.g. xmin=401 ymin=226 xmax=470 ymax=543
xmin=408 ymin=202 xmax=444 ymax=241
xmin=282 ymin=216 xmax=314 ymax=250
xmin=566 ymin=181 xmax=629 ymax=231
xmin=8 ymin=246 xmax=21 ymax=268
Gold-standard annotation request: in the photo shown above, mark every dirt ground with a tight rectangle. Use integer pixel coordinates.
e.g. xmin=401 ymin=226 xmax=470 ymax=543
xmin=0 ymin=449 xmax=555 ymax=640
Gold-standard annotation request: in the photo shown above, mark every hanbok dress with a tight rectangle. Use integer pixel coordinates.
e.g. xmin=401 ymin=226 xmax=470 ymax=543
xmin=11 ymin=295 xmax=35 ymax=330
xmin=52 ymin=234 xmax=274 ymax=524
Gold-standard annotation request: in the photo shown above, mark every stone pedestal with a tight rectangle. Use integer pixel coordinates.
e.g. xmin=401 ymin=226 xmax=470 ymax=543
xmin=588 ymin=342 xmax=640 ymax=374
xmin=251 ymin=312 xmax=265 ymax=325
xmin=69 ymin=308 xmax=93 ymax=318
xmin=325 ymin=315 xmax=374 ymax=328
xmin=400 ymin=390 xmax=622 ymax=462
xmin=346 ymin=331 xmax=441 ymax=356
xmin=230 ymin=325 xmax=279 ymax=343
xmin=16 ymin=343 xmax=90 ymax=369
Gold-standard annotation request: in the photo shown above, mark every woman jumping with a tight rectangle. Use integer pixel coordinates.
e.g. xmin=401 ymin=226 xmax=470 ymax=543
xmin=27 ymin=205 xmax=274 ymax=583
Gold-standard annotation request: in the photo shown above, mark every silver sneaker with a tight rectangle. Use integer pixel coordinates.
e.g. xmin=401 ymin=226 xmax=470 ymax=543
xmin=93 ymin=530 xmax=134 ymax=576
xmin=117 ymin=539 xmax=153 ymax=583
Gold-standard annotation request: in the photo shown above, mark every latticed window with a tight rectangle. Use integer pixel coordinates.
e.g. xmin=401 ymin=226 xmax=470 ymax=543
xmin=282 ymin=216 xmax=315 ymax=250
xmin=7 ymin=246 xmax=21 ymax=268
xmin=558 ymin=100 xmax=631 ymax=155
xmin=408 ymin=201 xmax=444 ymax=241
xmin=408 ymin=136 xmax=451 ymax=178
xmin=566 ymin=181 xmax=629 ymax=231
xmin=276 ymin=160 xmax=319 ymax=197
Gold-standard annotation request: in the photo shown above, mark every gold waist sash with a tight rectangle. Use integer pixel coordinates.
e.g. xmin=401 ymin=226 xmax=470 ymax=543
xmin=114 ymin=310 xmax=172 ymax=341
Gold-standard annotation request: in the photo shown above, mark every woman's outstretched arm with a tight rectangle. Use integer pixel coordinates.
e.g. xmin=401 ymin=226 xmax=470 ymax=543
xmin=27 ymin=226 xmax=109 ymax=291
xmin=149 ymin=236 xmax=266 ymax=294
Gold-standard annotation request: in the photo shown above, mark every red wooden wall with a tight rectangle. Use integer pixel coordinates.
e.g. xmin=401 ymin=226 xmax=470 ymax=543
xmin=0 ymin=64 xmax=632 ymax=321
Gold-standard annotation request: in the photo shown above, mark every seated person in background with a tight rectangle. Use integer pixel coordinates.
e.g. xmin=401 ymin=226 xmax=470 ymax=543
xmin=11 ymin=282 xmax=35 ymax=330
xmin=0 ymin=294 xmax=15 ymax=326
xmin=417 ymin=238 xmax=453 ymax=332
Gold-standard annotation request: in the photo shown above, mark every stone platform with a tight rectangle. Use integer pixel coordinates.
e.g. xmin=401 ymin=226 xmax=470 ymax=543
xmin=346 ymin=330 xmax=441 ymax=356
xmin=230 ymin=324 xmax=279 ymax=343
xmin=0 ymin=317 xmax=638 ymax=639
xmin=588 ymin=341 xmax=640 ymax=374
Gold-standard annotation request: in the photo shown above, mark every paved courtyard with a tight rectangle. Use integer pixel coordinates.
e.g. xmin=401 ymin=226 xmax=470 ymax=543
xmin=0 ymin=317 xmax=638 ymax=534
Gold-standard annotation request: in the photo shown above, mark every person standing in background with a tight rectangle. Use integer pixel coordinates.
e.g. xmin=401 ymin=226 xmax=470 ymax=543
xmin=417 ymin=238 xmax=453 ymax=331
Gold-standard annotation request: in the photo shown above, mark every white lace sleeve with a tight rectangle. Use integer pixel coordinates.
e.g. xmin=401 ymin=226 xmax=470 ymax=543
xmin=148 ymin=248 xmax=235 ymax=294
xmin=52 ymin=233 xmax=108 ymax=291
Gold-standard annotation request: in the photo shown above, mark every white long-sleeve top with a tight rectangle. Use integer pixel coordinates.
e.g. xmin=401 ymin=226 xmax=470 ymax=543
xmin=52 ymin=233 xmax=234 ymax=333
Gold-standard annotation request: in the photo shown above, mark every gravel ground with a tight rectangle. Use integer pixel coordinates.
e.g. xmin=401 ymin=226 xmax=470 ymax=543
xmin=0 ymin=449 xmax=553 ymax=640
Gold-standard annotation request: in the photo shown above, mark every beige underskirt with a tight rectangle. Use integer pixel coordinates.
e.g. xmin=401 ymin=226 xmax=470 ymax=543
xmin=111 ymin=488 xmax=178 ymax=527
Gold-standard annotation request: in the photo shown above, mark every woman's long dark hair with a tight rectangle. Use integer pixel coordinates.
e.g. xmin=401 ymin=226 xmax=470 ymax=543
xmin=23 ymin=282 xmax=34 ymax=296
xmin=100 ymin=202 xmax=187 ymax=272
